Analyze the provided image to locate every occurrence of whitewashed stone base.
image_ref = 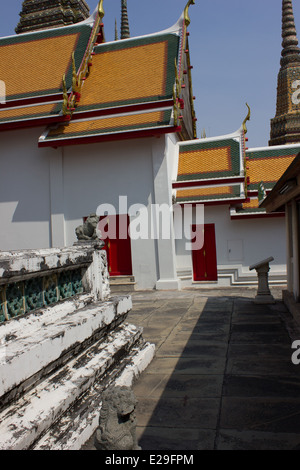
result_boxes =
[0,294,155,450]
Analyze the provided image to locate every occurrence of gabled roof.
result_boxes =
[0,13,98,130]
[230,143,300,218]
[0,1,197,143]
[173,117,300,217]
[173,127,247,205]
[38,2,197,147]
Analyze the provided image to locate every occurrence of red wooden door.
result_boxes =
[192,224,217,281]
[100,215,133,276]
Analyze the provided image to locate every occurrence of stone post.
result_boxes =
[249,257,275,304]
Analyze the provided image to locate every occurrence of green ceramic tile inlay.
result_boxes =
[0,268,85,323]
[6,282,25,318]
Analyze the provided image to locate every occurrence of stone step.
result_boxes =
[33,342,155,450]
[0,294,132,409]
[0,322,154,450]
[109,276,136,292]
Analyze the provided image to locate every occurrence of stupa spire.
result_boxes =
[115,19,119,41]
[269,0,300,145]
[15,0,90,34]
[121,0,130,39]
[281,0,300,67]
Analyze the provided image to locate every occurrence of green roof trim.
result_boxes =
[246,146,300,159]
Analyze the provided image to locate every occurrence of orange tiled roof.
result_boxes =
[71,31,180,116]
[246,146,300,190]
[176,184,242,203]
[78,41,169,109]
[178,146,232,178]
[0,22,93,128]
[39,21,191,144]
[0,102,60,122]
[39,108,173,145]
[0,25,92,102]
[234,144,300,216]
[175,129,245,204]
[1,33,80,100]
[247,156,296,185]
[176,132,243,182]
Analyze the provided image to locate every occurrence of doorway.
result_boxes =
[192,223,217,281]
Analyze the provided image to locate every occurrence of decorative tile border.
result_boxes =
[0,268,84,322]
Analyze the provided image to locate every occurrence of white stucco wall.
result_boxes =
[0,128,53,250]
[1,128,180,289]
[60,135,179,289]
[175,204,287,284]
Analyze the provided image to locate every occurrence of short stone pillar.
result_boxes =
[249,256,275,304]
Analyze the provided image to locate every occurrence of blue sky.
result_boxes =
[1,0,299,148]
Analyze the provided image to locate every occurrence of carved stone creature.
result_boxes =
[94,386,141,450]
[75,213,101,241]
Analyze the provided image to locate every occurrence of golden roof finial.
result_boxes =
[98,0,105,19]
[242,102,251,134]
[184,0,195,27]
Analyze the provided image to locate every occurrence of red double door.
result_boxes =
[99,215,133,276]
[192,223,217,281]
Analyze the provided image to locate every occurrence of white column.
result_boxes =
[151,136,180,290]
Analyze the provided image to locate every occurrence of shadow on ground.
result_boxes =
[129,290,300,450]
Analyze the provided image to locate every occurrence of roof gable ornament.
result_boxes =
[61,0,106,116]
[242,103,251,134]
[184,0,196,27]
[98,0,105,20]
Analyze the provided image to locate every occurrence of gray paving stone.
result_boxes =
[142,356,227,375]
[136,397,220,429]
[112,288,300,451]
[156,339,228,357]
[220,397,300,433]
[217,429,300,450]
[223,374,300,397]
[136,426,215,450]
[134,373,223,399]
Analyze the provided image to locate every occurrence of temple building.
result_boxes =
[269,0,300,145]
[1,0,300,290]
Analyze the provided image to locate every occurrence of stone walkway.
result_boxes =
[83,286,300,450]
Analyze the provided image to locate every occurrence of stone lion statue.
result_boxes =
[75,213,101,241]
[94,386,141,451]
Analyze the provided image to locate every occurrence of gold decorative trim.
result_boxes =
[98,0,105,19]
[242,102,251,134]
[184,0,195,27]
[62,74,70,116]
